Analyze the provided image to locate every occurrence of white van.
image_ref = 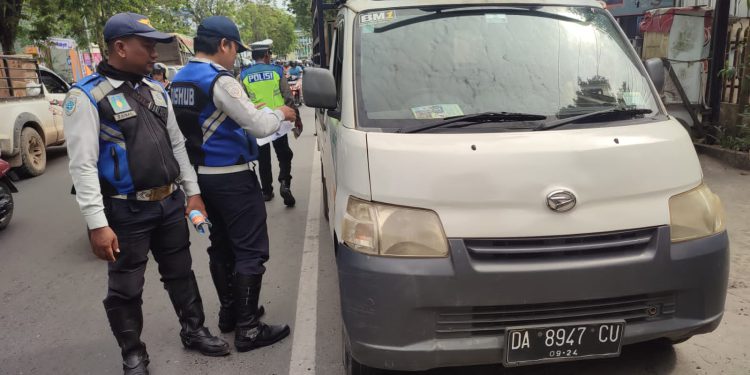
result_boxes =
[302,0,729,373]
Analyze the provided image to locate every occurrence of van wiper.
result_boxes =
[375,8,584,33]
[402,112,547,133]
[535,108,653,131]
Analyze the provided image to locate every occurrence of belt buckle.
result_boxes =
[136,189,153,201]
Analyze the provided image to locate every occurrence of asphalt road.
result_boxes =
[0,106,748,375]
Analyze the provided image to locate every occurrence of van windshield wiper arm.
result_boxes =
[535,108,653,131]
[402,112,547,133]
[375,8,584,33]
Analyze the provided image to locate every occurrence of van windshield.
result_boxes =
[355,6,660,130]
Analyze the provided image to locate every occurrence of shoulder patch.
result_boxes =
[151,90,167,107]
[63,95,78,116]
[220,78,245,99]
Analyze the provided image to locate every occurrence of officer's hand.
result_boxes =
[186,194,208,220]
[279,106,297,122]
[293,118,303,138]
[89,226,119,262]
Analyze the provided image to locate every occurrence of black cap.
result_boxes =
[197,16,249,53]
[104,13,174,43]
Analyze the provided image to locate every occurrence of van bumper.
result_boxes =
[337,227,729,371]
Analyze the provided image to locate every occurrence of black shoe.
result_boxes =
[123,353,149,375]
[104,302,150,375]
[263,191,275,202]
[280,181,296,207]
[234,273,290,352]
[209,261,265,333]
[163,272,230,357]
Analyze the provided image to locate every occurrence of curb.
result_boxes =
[694,143,750,171]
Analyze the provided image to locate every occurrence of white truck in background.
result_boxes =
[0,56,70,177]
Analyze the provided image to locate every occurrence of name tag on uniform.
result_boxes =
[114,110,137,121]
[151,90,167,107]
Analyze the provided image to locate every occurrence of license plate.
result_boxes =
[504,321,625,366]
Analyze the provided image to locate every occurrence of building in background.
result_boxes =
[292,30,312,61]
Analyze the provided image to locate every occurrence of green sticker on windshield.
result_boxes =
[411,104,464,119]
[621,92,644,107]
[360,10,396,26]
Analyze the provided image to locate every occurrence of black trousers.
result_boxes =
[103,189,193,309]
[198,170,270,276]
[258,134,293,194]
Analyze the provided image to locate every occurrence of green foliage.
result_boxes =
[14,0,299,57]
[236,3,297,56]
[711,124,750,152]
[287,0,312,35]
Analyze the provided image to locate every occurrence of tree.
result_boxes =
[1,0,24,54]
[236,2,297,56]
[287,0,311,35]
[22,0,194,55]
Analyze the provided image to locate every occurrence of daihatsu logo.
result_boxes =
[547,190,577,212]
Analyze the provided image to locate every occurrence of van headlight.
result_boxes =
[342,197,449,257]
[669,182,726,243]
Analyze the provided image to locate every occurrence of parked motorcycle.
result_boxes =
[0,154,18,230]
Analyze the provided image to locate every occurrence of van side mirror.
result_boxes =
[302,67,338,109]
[644,58,665,94]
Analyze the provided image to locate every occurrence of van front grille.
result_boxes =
[464,227,657,260]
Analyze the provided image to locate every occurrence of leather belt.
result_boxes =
[111,183,177,201]
[197,162,254,175]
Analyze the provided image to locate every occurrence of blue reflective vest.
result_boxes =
[171,60,259,167]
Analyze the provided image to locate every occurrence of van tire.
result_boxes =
[17,127,46,177]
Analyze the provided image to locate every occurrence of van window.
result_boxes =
[354,6,660,130]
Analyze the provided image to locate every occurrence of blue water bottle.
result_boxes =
[189,210,212,234]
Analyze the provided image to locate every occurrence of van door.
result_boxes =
[318,17,345,224]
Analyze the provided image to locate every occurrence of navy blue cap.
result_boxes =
[197,16,249,53]
[104,12,174,43]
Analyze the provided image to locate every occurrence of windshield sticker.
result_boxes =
[485,14,508,24]
[621,92,644,107]
[411,104,464,119]
[360,10,396,26]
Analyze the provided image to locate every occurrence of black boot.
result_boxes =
[234,273,290,352]
[263,190,275,202]
[280,180,296,207]
[209,261,265,333]
[163,272,230,357]
[105,302,150,375]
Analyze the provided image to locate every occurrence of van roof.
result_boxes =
[346,0,603,12]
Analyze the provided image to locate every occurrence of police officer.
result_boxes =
[170,16,297,352]
[240,39,301,206]
[64,13,229,375]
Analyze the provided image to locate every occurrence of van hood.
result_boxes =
[366,120,702,238]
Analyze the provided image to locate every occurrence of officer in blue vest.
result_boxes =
[64,13,229,375]
[170,16,297,353]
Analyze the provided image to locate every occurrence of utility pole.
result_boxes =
[707,0,731,130]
